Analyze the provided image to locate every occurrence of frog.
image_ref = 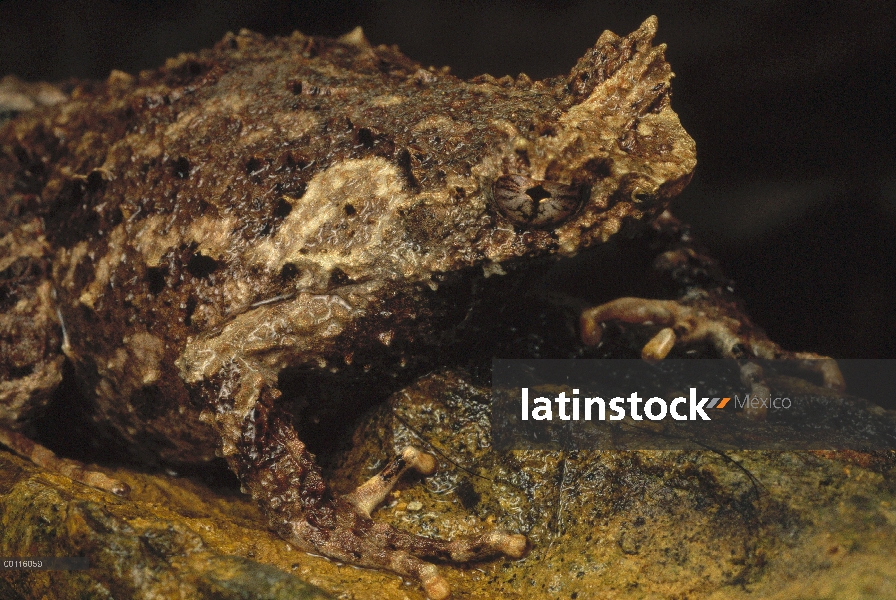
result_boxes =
[0,15,812,598]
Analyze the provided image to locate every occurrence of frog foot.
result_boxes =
[336,446,527,599]
[0,426,130,496]
[580,296,845,419]
[236,403,527,599]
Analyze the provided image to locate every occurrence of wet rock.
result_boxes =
[333,370,896,599]
[2,368,894,599]
[0,452,335,599]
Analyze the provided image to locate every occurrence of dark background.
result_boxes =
[2,0,895,390]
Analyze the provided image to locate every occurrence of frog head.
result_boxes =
[251,17,694,288]
[472,15,696,259]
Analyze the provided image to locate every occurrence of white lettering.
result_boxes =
[555,392,571,421]
[628,392,644,421]
[671,396,687,420]
[532,396,552,420]
[585,397,605,420]
[610,397,626,420]
[690,387,711,420]
[644,397,667,420]
[521,388,529,421]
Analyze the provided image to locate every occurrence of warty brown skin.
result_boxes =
[0,17,695,597]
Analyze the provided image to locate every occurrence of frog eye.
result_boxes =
[491,174,586,228]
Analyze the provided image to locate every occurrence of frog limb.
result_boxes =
[0,239,129,495]
[580,212,845,419]
[343,445,437,517]
[581,296,754,361]
[581,295,845,418]
[0,426,130,495]
[209,376,526,600]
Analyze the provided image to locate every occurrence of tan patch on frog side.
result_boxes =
[127,332,167,386]
[133,214,239,267]
[0,221,48,273]
[271,111,320,139]
[250,157,419,281]
[97,331,166,397]
[161,93,248,142]
[177,285,368,386]
[239,108,319,147]
[0,280,63,426]
[412,114,473,137]
[369,95,405,107]
[78,225,127,309]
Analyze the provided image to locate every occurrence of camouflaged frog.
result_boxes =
[0,17,732,598]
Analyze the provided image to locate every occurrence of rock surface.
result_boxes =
[3,369,895,599]
[336,371,896,599]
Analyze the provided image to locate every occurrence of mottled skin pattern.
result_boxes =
[0,18,697,597]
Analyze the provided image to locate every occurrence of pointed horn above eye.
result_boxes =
[561,16,660,106]
[339,26,371,49]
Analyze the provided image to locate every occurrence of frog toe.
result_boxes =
[580,296,846,420]
[344,446,436,518]
[328,447,527,597]
[287,506,527,599]
[0,426,130,496]
[230,399,527,598]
